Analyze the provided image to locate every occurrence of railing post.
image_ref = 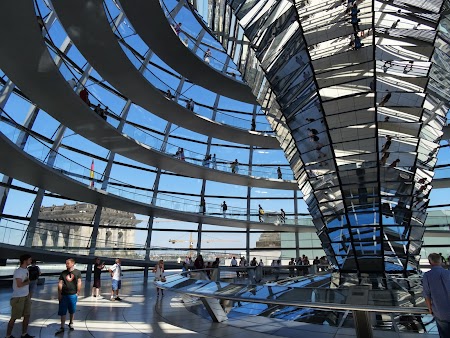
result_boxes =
[200,297,228,323]
[347,286,373,338]
[352,310,373,338]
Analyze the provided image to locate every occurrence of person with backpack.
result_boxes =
[27,260,41,298]
[221,201,228,217]
[258,204,264,222]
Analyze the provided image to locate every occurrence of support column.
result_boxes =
[88,49,153,280]
[196,91,220,257]
[347,286,374,338]
[294,190,300,260]
[0,106,40,215]
[171,0,186,16]
[200,297,228,322]
[25,56,94,247]
[352,311,373,338]
[144,60,182,280]
[25,124,67,247]
[0,80,15,109]
[245,105,257,261]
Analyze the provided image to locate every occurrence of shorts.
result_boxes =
[58,294,77,316]
[10,296,31,320]
[29,280,38,294]
[112,279,121,291]
[93,278,101,288]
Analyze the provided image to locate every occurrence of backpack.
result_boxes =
[28,266,39,281]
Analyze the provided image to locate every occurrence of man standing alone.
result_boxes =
[423,253,450,338]
[6,254,33,338]
[56,258,81,335]
[221,201,227,218]
[109,258,122,301]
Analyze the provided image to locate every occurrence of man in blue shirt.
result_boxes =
[423,253,450,338]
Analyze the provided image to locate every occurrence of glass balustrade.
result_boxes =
[158,0,242,80]
[100,1,272,132]
[31,38,291,180]
[0,116,308,226]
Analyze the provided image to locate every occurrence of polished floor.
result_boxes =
[0,274,438,338]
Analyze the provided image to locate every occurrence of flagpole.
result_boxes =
[90,159,95,188]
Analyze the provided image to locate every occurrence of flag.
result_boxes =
[90,160,95,188]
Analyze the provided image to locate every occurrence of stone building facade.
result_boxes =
[255,233,281,248]
[30,203,140,256]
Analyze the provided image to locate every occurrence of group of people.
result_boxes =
[181,255,220,280]
[378,132,401,167]
[172,21,214,66]
[230,256,263,277]
[345,1,364,50]
[174,147,185,160]
[344,0,364,50]
[195,200,282,221]
[7,256,83,337]
[7,255,124,337]
[308,127,326,161]
[92,257,123,302]
[229,256,323,280]
[68,78,108,121]
[171,149,283,180]
[202,153,216,168]
[6,252,450,338]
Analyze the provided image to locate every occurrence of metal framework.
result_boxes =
[200,0,450,274]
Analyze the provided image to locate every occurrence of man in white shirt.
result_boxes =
[108,258,122,301]
[6,254,33,338]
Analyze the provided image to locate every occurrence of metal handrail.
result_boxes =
[158,274,429,315]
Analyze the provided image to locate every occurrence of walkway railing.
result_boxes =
[0,112,310,226]
[159,0,242,80]
[102,0,274,133]
[39,29,288,180]
[157,272,432,338]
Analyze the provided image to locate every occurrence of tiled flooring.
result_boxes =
[0,277,437,338]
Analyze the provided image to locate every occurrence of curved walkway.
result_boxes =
[0,242,170,268]
[0,2,296,190]
[0,131,311,233]
[50,0,277,148]
[120,0,257,104]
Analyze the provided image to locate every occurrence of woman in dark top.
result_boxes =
[92,257,105,297]
[194,255,205,270]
